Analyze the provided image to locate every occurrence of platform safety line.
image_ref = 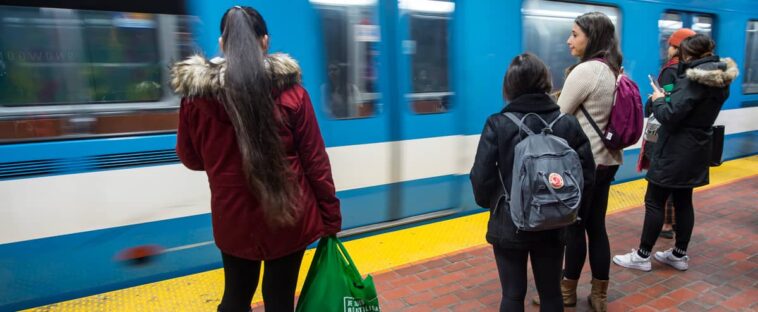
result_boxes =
[24,155,758,311]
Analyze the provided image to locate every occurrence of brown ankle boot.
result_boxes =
[531,278,578,306]
[561,278,578,307]
[588,278,609,312]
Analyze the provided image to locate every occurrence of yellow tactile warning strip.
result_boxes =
[25,155,758,311]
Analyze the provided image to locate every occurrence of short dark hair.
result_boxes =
[678,34,715,61]
[503,53,552,101]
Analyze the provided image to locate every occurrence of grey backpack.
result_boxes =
[498,112,583,231]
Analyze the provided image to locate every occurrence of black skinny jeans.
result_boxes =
[494,246,564,312]
[564,165,618,281]
[217,249,306,312]
[639,183,694,254]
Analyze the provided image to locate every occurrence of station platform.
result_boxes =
[25,156,758,312]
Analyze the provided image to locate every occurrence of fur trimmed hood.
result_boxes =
[170,53,302,97]
[685,57,739,88]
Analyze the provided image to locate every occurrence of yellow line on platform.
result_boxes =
[26,155,758,311]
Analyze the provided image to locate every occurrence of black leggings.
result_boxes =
[218,249,306,312]
[664,195,675,225]
[494,246,564,312]
[564,165,618,281]
[639,183,694,254]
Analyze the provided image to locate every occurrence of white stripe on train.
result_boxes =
[0,106,756,245]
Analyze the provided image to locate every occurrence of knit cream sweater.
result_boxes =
[557,60,623,166]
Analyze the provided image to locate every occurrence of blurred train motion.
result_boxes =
[1,0,757,310]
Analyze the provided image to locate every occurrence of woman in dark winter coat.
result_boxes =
[471,53,595,312]
[639,28,697,239]
[614,34,738,272]
[172,6,341,312]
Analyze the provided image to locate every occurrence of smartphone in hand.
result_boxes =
[648,74,662,92]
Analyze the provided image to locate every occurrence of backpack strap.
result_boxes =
[503,112,535,139]
[504,112,555,136]
[520,113,550,129]
[580,106,607,141]
[496,163,510,203]
[547,113,566,131]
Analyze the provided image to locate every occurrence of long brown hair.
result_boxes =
[220,6,298,226]
[568,12,623,76]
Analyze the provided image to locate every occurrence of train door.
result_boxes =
[308,0,462,233]
[391,0,463,221]
[308,1,395,230]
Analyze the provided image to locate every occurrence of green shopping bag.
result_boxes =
[296,236,380,312]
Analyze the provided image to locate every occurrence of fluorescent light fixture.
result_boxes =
[399,0,455,14]
[310,0,376,6]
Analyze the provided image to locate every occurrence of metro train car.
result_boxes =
[1,0,756,310]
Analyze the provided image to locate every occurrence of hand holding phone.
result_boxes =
[648,74,665,101]
[648,74,662,92]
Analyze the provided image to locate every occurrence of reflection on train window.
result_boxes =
[658,12,714,65]
[659,13,683,64]
[403,0,454,114]
[745,21,758,94]
[0,7,165,106]
[312,1,380,119]
[522,0,621,91]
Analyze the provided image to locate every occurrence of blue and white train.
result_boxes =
[1,0,756,310]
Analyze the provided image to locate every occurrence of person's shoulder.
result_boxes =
[554,113,583,134]
[568,61,605,80]
[277,84,309,112]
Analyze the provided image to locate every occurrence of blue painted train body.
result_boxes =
[0,0,756,310]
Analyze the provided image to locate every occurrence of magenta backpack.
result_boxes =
[580,59,643,150]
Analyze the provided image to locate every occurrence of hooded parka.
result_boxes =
[172,53,341,260]
[646,56,738,188]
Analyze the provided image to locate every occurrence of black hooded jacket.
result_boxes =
[646,56,738,188]
[470,93,595,249]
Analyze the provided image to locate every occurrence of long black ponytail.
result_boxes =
[220,6,297,226]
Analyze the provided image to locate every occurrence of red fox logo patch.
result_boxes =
[548,173,564,189]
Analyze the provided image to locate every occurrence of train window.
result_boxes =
[745,21,758,94]
[658,12,714,65]
[0,7,163,106]
[402,0,455,114]
[522,0,621,91]
[659,13,684,64]
[311,0,380,119]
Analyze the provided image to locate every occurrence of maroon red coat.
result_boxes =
[171,53,341,260]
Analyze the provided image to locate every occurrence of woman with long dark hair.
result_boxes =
[172,6,341,312]
[614,34,737,273]
[471,53,595,312]
[638,28,697,239]
[550,11,622,312]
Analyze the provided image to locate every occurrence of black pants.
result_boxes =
[564,165,618,281]
[663,195,675,225]
[493,246,564,312]
[639,183,694,254]
[218,249,306,312]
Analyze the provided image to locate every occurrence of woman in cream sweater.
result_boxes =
[555,11,622,312]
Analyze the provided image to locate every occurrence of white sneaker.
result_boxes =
[654,249,689,271]
[613,249,652,271]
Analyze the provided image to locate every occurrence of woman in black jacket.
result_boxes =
[471,53,595,312]
[639,28,697,240]
[614,34,738,272]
